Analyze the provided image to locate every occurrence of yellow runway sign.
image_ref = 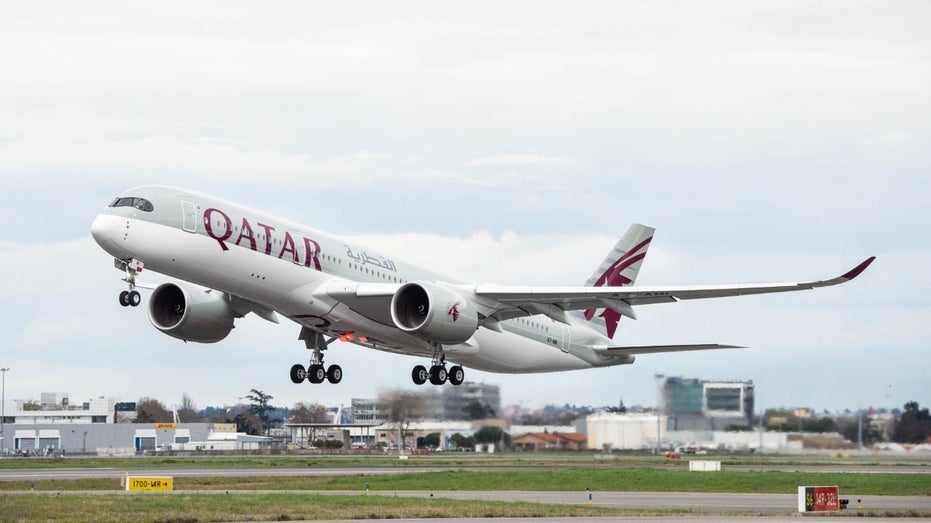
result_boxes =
[126,476,173,491]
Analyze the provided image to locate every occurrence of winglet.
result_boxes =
[841,256,876,281]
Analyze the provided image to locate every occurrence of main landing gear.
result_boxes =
[411,343,464,386]
[290,328,342,385]
[116,258,142,307]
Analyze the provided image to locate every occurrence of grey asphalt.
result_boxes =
[6,489,929,515]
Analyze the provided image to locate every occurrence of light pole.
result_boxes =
[1,368,9,456]
[654,373,664,455]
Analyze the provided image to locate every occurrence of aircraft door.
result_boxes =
[181,201,197,233]
[557,323,571,353]
[288,230,304,265]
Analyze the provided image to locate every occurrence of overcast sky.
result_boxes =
[1,2,928,415]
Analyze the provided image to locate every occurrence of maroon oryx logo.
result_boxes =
[447,300,462,322]
[583,235,651,338]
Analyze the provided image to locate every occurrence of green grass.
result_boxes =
[1,450,928,471]
[0,492,635,523]
[2,468,928,496]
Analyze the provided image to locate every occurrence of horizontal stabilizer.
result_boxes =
[592,343,743,355]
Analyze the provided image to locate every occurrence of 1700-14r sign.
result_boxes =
[125,476,173,491]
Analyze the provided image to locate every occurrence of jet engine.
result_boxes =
[390,282,478,344]
[148,282,237,343]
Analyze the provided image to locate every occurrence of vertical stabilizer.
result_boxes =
[582,223,655,338]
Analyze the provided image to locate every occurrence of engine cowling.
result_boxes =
[148,282,236,343]
[390,282,478,344]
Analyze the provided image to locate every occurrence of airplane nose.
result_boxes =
[90,214,109,246]
[91,213,132,260]
[91,213,125,257]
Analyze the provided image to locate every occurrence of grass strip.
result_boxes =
[2,468,927,496]
[0,492,639,523]
[1,452,927,471]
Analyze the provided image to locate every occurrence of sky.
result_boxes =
[1,1,928,415]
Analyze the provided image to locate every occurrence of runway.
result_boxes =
[5,488,929,515]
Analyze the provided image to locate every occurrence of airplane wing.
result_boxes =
[473,256,876,324]
[592,343,743,355]
[323,257,874,336]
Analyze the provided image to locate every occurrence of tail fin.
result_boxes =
[582,223,655,338]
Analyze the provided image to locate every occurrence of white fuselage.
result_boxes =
[91,186,619,373]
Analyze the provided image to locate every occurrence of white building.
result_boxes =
[2,395,115,425]
[586,413,667,450]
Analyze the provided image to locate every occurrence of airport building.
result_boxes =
[0,421,273,455]
[349,398,389,425]
[442,382,501,420]
[663,377,754,430]
[1,395,118,425]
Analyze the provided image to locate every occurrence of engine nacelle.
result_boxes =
[148,282,236,343]
[390,282,478,344]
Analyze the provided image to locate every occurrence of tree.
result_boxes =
[22,400,41,411]
[462,400,496,420]
[449,432,474,450]
[838,416,883,447]
[421,432,441,449]
[378,389,425,450]
[246,389,275,435]
[134,397,172,423]
[177,392,203,423]
[473,425,511,447]
[289,402,331,423]
[234,411,262,436]
[313,438,345,449]
[892,401,931,443]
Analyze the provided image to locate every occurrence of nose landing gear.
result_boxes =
[119,290,141,307]
[115,258,143,307]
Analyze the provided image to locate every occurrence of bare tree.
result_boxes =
[378,389,425,450]
[134,397,172,423]
[290,402,331,423]
[177,392,204,423]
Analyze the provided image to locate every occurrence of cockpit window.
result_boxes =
[110,197,154,212]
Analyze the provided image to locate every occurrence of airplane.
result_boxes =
[90,186,875,386]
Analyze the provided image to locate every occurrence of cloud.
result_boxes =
[468,154,578,168]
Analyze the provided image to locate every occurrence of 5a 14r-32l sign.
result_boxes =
[798,486,839,512]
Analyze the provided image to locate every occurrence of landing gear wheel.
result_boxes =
[412,365,428,385]
[119,291,130,307]
[326,365,343,384]
[429,365,448,385]
[308,364,326,384]
[448,365,464,386]
[128,290,141,307]
[290,364,307,384]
